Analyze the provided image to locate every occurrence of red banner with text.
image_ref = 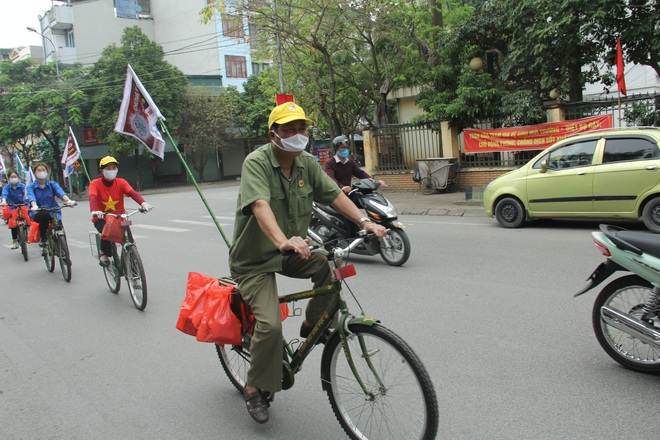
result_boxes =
[463,115,613,153]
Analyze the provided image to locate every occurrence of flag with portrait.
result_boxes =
[114,64,166,159]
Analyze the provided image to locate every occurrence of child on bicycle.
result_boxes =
[88,156,152,267]
[0,170,28,249]
[27,163,77,247]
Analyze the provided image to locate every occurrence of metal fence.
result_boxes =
[371,121,443,171]
[369,94,660,171]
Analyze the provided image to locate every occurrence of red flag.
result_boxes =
[114,64,166,159]
[616,38,627,96]
[276,94,295,105]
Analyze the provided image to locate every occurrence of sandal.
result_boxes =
[244,389,269,424]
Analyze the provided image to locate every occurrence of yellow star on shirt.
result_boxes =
[102,196,119,211]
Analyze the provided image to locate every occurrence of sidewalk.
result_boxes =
[380,189,486,217]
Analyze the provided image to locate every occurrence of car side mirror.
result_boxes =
[540,160,548,173]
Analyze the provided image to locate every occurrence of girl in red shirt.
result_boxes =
[89,156,152,266]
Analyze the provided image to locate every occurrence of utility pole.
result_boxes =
[273,0,285,94]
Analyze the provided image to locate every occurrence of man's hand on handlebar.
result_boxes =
[279,236,312,260]
[362,221,387,239]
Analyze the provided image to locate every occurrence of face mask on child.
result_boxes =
[103,169,118,181]
[9,177,19,185]
[36,172,48,180]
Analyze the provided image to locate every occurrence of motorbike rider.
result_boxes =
[323,135,385,194]
[229,102,386,424]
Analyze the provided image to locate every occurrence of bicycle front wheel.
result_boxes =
[321,324,439,440]
[56,234,72,282]
[43,238,55,272]
[419,177,436,195]
[17,225,28,262]
[125,245,147,310]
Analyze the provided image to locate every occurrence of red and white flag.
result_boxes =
[61,126,81,178]
[0,154,6,175]
[616,38,627,96]
[114,64,166,159]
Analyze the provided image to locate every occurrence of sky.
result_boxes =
[0,0,61,49]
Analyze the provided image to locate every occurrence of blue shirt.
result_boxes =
[27,180,67,220]
[1,183,27,208]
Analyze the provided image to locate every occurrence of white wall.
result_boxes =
[150,1,220,76]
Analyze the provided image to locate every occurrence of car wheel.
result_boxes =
[495,197,525,228]
[642,197,660,233]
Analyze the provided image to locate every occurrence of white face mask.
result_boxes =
[36,171,48,180]
[103,169,118,181]
[273,133,309,152]
[9,177,19,185]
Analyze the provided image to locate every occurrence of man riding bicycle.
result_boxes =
[229,102,385,424]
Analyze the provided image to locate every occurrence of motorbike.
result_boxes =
[575,224,660,373]
[308,178,411,266]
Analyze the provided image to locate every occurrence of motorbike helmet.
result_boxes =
[332,135,349,151]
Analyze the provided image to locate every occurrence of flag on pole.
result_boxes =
[61,126,81,178]
[0,154,6,175]
[24,167,35,198]
[114,64,166,160]
[616,38,627,96]
[13,151,27,180]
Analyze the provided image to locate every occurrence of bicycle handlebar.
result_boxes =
[92,208,146,219]
[35,204,75,212]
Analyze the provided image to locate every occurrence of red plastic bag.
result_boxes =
[195,282,242,346]
[101,216,124,243]
[2,206,10,222]
[6,206,29,229]
[235,296,289,335]
[176,272,216,336]
[28,224,40,243]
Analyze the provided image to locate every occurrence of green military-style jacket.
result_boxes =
[229,144,342,274]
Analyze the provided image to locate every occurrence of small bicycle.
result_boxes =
[37,205,75,282]
[90,209,148,310]
[8,203,30,261]
[215,232,439,440]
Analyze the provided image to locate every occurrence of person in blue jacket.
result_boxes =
[0,170,28,249]
[27,163,77,246]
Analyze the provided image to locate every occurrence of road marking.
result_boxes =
[170,219,230,227]
[130,224,190,232]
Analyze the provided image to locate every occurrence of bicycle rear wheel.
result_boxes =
[57,234,71,282]
[125,245,147,310]
[216,336,251,393]
[321,324,438,440]
[43,237,55,272]
[103,243,121,294]
[17,225,28,262]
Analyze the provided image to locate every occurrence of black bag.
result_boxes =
[412,168,421,183]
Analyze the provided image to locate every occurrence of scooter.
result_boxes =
[575,224,660,373]
[309,178,411,266]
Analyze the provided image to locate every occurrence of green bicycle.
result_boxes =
[38,205,75,282]
[90,209,148,311]
[216,232,439,440]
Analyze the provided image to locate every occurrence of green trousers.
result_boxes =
[231,253,332,393]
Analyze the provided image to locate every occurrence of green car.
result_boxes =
[483,127,660,232]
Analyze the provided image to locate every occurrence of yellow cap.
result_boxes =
[99,156,118,167]
[268,102,313,129]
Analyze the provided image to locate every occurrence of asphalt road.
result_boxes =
[1,184,658,439]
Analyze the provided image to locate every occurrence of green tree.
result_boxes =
[0,59,87,180]
[86,26,188,188]
[178,86,243,182]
